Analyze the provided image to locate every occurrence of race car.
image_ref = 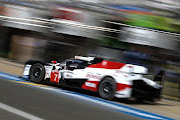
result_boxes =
[22,56,164,101]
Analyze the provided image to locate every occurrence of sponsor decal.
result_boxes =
[123,75,129,77]
[110,74,119,77]
[85,82,96,88]
[82,81,99,91]
[50,70,60,83]
[115,70,124,74]
[102,61,107,65]
[23,65,31,76]
[25,65,31,68]
[127,65,134,73]
[75,56,94,61]
[86,74,101,80]
[24,68,29,72]
[66,74,72,78]
[46,73,49,77]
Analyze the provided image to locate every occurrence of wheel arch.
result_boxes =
[25,60,49,66]
[98,75,117,89]
[98,75,117,100]
[29,62,46,83]
[25,60,48,79]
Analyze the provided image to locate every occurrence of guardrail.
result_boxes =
[0,15,179,39]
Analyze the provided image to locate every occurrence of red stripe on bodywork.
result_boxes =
[81,81,99,92]
[116,83,132,91]
[87,60,126,69]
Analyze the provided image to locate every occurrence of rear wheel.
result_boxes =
[30,63,45,83]
[98,77,116,100]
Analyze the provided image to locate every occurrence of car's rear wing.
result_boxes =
[153,70,166,83]
[75,56,94,61]
[131,70,166,83]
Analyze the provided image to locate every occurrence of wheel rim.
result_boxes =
[101,82,114,98]
[32,66,42,78]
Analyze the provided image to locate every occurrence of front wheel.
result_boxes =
[30,63,45,83]
[98,77,116,100]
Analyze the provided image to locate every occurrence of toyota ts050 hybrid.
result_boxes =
[22,56,164,101]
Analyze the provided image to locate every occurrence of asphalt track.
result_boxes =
[0,77,141,120]
[0,72,176,120]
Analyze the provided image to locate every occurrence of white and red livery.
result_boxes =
[22,56,164,101]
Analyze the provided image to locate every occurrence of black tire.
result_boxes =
[98,77,116,100]
[30,63,45,83]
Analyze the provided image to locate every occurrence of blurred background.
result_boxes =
[0,0,179,99]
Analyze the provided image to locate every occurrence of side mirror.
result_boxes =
[51,60,57,64]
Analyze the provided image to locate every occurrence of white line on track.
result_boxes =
[0,102,44,120]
